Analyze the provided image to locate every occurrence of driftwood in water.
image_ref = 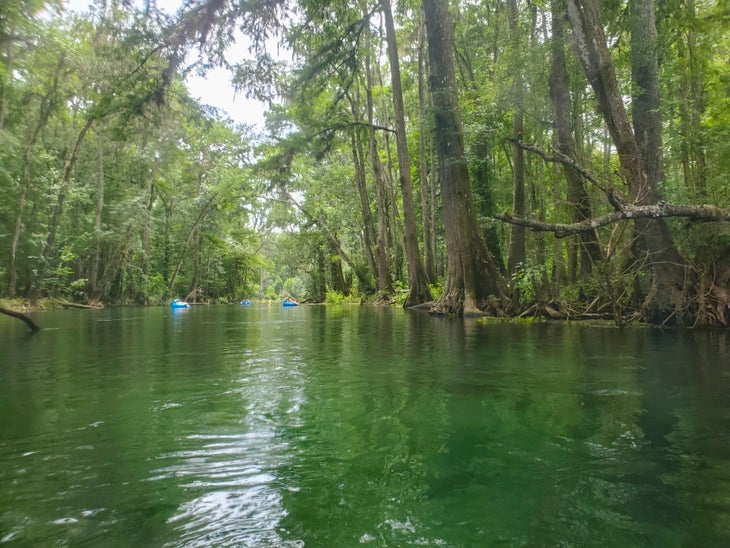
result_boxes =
[0,307,40,332]
[59,301,103,309]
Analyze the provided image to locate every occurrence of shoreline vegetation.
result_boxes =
[1,297,656,330]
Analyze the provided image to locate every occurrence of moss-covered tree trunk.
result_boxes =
[423,0,506,316]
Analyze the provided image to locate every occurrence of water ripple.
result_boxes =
[152,430,296,547]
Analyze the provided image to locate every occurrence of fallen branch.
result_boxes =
[0,307,40,332]
[496,203,730,237]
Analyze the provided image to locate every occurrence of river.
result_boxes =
[1,304,729,546]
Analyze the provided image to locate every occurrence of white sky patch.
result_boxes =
[185,66,267,128]
[63,0,268,128]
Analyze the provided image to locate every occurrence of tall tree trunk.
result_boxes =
[677,0,707,197]
[417,14,436,284]
[369,132,393,295]
[454,3,506,278]
[139,138,159,304]
[531,155,549,296]
[0,21,14,131]
[382,0,432,307]
[629,0,690,324]
[46,119,94,259]
[9,151,31,299]
[382,130,405,283]
[566,0,688,325]
[364,31,394,295]
[507,111,526,275]
[429,132,439,277]
[187,233,202,301]
[349,124,377,283]
[161,195,173,287]
[549,0,602,280]
[141,178,156,303]
[374,43,406,283]
[89,133,105,300]
[506,0,526,283]
[313,242,327,302]
[423,0,507,316]
[550,139,568,285]
[328,239,349,295]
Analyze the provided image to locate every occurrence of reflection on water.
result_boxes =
[1,306,729,546]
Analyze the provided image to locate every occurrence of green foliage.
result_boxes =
[558,282,581,307]
[44,246,77,298]
[680,224,730,264]
[428,281,444,302]
[68,278,88,303]
[325,290,359,304]
[144,273,168,305]
[510,262,543,304]
[264,285,278,300]
[283,277,305,299]
[392,280,408,307]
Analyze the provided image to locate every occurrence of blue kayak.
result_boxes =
[240,300,252,305]
[171,299,190,308]
[283,299,299,307]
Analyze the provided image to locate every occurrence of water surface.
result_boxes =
[1,305,729,546]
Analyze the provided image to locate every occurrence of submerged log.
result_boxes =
[0,307,40,332]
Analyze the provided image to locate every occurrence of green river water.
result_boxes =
[1,304,729,547]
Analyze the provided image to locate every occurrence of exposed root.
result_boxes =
[692,260,730,327]
[428,290,464,316]
[372,292,395,306]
